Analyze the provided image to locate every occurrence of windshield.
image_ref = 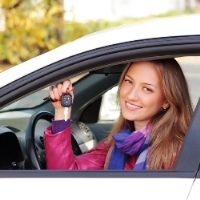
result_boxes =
[0,74,88,112]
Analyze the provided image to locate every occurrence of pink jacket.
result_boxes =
[44,126,138,170]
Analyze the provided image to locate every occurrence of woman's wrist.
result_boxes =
[54,108,65,120]
[54,107,72,120]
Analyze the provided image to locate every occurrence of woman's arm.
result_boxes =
[44,126,108,169]
[44,80,108,169]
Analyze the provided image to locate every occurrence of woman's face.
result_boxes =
[120,61,168,130]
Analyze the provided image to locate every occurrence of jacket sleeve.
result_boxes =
[44,126,108,170]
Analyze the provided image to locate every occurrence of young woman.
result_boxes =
[44,58,193,170]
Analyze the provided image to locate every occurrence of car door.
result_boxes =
[0,33,200,199]
[189,173,200,199]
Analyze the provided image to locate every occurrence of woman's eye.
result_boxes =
[144,87,153,92]
[124,79,132,84]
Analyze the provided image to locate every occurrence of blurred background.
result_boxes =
[0,0,200,72]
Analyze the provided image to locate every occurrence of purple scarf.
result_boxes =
[108,125,151,170]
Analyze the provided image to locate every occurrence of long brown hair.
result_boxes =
[106,58,193,170]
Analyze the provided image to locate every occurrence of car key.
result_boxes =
[61,93,73,121]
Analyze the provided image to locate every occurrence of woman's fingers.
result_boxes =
[56,82,63,97]
[49,86,57,101]
[62,80,73,94]
[49,80,73,101]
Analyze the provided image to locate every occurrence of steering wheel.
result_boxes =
[25,111,82,170]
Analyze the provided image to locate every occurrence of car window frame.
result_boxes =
[1,35,200,108]
[0,35,200,178]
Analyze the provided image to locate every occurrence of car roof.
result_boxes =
[1,14,200,88]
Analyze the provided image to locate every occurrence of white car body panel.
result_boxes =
[0,178,194,200]
[187,179,200,200]
[1,14,200,88]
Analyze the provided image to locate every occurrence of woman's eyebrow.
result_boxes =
[125,74,133,79]
[125,74,157,89]
[144,83,157,89]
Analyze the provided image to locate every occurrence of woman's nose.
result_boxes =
[127,86,139,100]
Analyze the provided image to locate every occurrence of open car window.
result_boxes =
[99,56,200,121]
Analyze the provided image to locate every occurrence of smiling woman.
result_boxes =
[119,61,169,130]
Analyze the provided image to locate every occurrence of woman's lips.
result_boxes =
[125,101,142,110]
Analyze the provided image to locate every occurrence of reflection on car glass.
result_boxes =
[0,73,88,112]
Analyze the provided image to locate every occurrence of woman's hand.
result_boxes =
[49,80,74,120]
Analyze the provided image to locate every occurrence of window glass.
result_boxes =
[177,56,200,108]
[0,73,88,112]
[99,86,119,120]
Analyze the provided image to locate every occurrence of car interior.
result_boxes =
[0,56,200,170]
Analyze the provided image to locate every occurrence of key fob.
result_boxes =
[61,93,73,107]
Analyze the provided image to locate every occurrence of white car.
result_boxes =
[0,14,200,200]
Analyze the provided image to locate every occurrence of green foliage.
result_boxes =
[0,0,198,68]
[0,0,65,64]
